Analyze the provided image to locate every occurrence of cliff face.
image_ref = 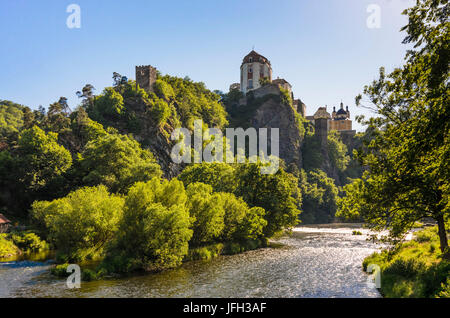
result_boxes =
[249,97,303,169]
[229,85,304,169]
[318,142,341,184]
[229,84,356,186]
[105,98,184,179]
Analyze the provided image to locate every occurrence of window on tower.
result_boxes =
[248,79,253,89]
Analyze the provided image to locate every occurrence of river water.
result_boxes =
[0,224,384,298]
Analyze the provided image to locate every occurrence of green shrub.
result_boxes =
[237,207,267,241]
[51,263,105,282]
[76,133,162,193]
[185,243,224,261]
[414,227,438,243]
[178,162,236,193]
[51,263,70,277]
[32,185,124,262]
[103,178,193,273]
[8,231,49,253]
[186,183,225,246]
[437,278,450,298]
[95,87,124,118]
[0,234,19,258]
[149,98,171,126]
[383,257,426,279]
[154,79,175,101]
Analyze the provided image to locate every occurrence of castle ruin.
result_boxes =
[136,65,157,92]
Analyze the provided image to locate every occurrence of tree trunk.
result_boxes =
[436,215,449,257]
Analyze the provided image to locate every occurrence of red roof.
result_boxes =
[242,50,271,66]
[0,214,11,224]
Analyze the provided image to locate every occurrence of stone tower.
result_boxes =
[240,50,272,94]
[136,65,157,92]
[313,106,331,145]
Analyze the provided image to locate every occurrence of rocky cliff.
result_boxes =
[228,84,304,170]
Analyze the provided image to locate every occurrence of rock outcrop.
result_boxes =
[231,84,304,169]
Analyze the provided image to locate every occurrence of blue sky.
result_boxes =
[0,0,415,131]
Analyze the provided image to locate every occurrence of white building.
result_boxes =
[240,50,272,94]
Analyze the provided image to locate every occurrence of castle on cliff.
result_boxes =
[134,50,356,141]
[229,50,356,139]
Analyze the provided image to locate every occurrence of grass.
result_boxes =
[363,226,450,298]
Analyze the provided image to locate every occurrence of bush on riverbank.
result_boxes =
[32,185,124,262]
[363,227,450,298]
[8,231,49,253]
[100,178,269,273]
[100,178,193,273]
[0,234,20,258]
[185,238,268,261]
[31,175,285,277]
[51,263,107,281]
[0,231,49,258]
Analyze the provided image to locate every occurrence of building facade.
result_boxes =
[0,214,11,233]
[330,102,352,131]
[306,104,355,138]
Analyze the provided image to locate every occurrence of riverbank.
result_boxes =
[50,238,270,282]
[0,224,381,297]
[0,231,50,260]
[362,226,450,298]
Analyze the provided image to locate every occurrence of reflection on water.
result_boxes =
[0,225,384,298]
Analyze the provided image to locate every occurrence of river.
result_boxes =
[0,224,384,298]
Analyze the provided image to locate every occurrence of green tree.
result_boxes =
[234,162,302,237]
[302,134,323,171]
[16,126,72,192]
[159,75,228,129]
[337,0,449,255]
[148,97,171,126]
[186,182,225,245]
[217,191,267,241]
[327,130,350,172]
[32,185,124,261]
[299,169,339,224]
[76,84,96,110]
[0,100,24,141]
[76,133,162,193]
[178,162,236,193]
[43,98,71,134]
[104,178,192,272]
[154,79,175,101]
[93,87,124,119]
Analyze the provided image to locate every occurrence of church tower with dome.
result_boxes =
[330,102,352,131]
[306,102,354,135]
